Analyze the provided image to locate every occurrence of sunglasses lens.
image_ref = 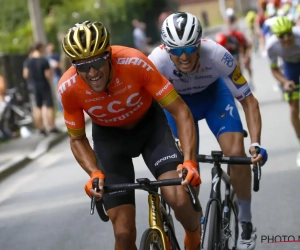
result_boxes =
[169,45,198,56]
[74,56,108,72]
[169,48,183,56]
[184,46,198,55]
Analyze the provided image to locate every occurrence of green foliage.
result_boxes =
[0,0,175,53]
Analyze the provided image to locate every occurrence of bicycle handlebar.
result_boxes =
[196,152,262,192]
[90,177,202,220]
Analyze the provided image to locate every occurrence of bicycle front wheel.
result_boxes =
[224,192,239,250]
[206,200,221,250]
[139,228,164,250]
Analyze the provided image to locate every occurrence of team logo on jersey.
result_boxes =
[230,66,246,88]
[221,52,234,67]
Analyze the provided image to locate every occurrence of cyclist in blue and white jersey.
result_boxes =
[267,16,300,165]
[148,12,268,250]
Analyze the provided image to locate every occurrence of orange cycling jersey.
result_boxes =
[58,46,178,137]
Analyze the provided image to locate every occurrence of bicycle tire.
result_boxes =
[207,201,221,250]
[139,228,164,250]
[224,191,239,250]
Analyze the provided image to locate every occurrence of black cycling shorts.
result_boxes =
[33,86,54,108]
[93,100,183,211]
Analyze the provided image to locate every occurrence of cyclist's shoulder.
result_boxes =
[111,45,155,72]
[200,39,218,56]
[148,44,169,67]
[58,67,83,97]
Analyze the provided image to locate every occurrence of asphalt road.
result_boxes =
[0,53,300,250]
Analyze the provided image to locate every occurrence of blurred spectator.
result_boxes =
[224,8,239,30]
[158,10,171,30]
[45,42,63,112]
[0,75,11,141]
[132,19,152,55]
[23,45,35,94]
[23,43,60,136]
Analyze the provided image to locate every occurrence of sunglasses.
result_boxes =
[277,32,293,39]
[167,44,200,56]
[72,53,109,73]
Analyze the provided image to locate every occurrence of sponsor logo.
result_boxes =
[58,74,77,94]
[225,104,234,117]
[217,126,225,137]
[86,90,92,95]
[220,113,227,118]
[65,120,75,126]
[243,87,251,97]
[176,16,184,29]
[87,92,143,123]
[212,174,220,192]
[236,94,244,101]
[111,78,123,88]
[195,75,212,80]
[230,66,246,88]
[85,96,105,103]
[221,52,234,67]
[156,81,171,96]
[113,86,127,96]
[117,57,154,71]
[155,153,177,166]
[200,67,212,72]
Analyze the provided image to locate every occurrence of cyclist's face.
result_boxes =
[74,53,110,93]
[168,47,199,73]
[278,32,294,49]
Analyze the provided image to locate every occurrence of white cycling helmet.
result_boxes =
[161,12,202,48]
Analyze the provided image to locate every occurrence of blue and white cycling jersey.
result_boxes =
[148,39,250,144]
[266,26,300,84]
[148,39,251,101]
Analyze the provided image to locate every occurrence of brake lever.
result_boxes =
[90,178,100,215]
[182,168,202,212]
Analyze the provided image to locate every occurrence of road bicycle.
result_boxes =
[90,175,202,250]
[199,150,261,250]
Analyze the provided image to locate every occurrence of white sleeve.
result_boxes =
[148,46,167,74]
[266,36,278,67]
[213,43,251,101]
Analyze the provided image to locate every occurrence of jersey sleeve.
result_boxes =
[148,45,168,75]
[137,50,179,107]
[213,43,250,101]
[58,75,86,137]
[266,37,278,68]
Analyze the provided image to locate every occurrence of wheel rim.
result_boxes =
[146,230,163,250]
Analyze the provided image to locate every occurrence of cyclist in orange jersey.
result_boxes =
[58,21,202,250]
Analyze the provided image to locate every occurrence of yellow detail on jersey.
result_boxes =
[231,66,246,85]
[67,127,85,137]
[157,89,179,107]
[270,63,278,69]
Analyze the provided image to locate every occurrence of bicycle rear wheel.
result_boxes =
[139,228,164,250]
[224,192,239,250]
[203,200,221,250]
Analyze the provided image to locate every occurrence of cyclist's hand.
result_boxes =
[177,160,201,186]
[84,170,105,200]
[249,143,268,166]
[283,80,295,92]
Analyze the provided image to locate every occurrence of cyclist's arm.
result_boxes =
[60,90,98,175]
[70,133,98,176]
[270,67,287,84]
[164,97,197,162]
[240,94,261,144]
[143,51,197,161]
[267,44,287,84]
